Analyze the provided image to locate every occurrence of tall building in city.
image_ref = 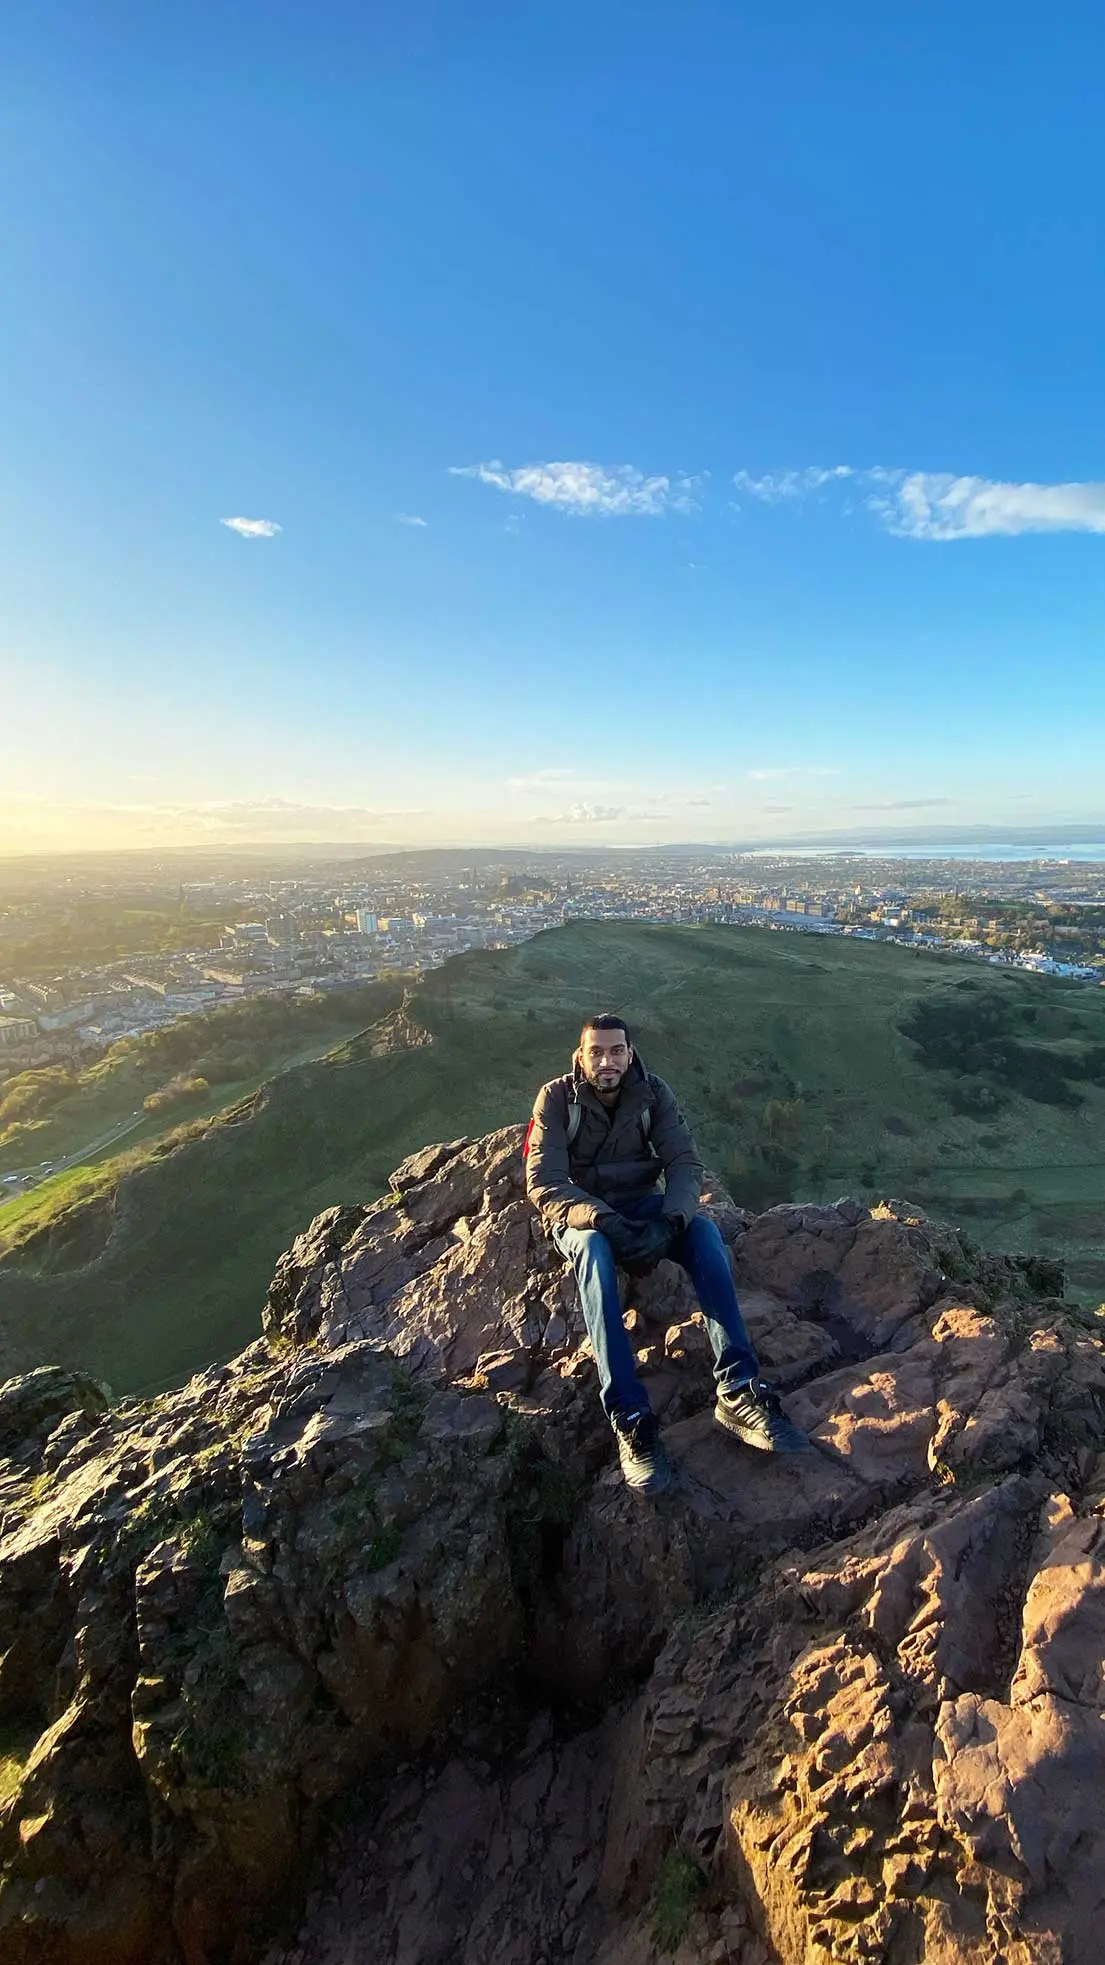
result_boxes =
[355,909,379,936]
[265,915,298,949]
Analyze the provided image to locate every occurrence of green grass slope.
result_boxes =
[0,922,1102,1395]
[0,982,405,1175]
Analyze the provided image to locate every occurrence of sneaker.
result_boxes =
[715,1379,810,1453]
[610,1407,672,1494]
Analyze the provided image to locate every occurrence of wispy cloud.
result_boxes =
[516,781,714,815]
[506,768,589,791]
[733,466,854,503]
[531,802,667,826]
[451,453,1105,538]
[221,516,281,539]
[532,803,630,825]
[855,797,956,811]
[734,464,1105,540]
[450,459,699,518]
[868,471,1105,540]
[397,513,429,527]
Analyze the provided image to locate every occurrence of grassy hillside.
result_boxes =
[0,982,406,1173]
[0,921,1102,1395]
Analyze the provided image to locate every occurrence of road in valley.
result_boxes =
[0,1111,147,1204]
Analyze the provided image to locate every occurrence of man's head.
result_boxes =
[577,1013,633,1093]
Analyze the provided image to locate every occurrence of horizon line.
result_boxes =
[2,819,1105,868]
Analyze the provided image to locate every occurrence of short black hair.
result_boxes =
[579,1012,632,1046]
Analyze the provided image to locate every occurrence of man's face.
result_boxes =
[580,1025,633,1092]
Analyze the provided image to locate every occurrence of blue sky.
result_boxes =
[2,1,1104,852]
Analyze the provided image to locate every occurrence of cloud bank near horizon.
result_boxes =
[2,787,1103,859]
[0,796,421,854]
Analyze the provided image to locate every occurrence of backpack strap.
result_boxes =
[564,1081,653,1156]
[521,1083,583,1161]
[524,1076,657,1165]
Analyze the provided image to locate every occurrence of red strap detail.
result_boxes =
[522,1117,535,1159]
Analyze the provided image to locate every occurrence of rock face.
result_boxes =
[0,1336,522,1962]
[1,1127,1104,1964]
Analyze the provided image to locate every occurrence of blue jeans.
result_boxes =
[552,1194,760,1418]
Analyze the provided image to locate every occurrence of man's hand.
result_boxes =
[625,1219,676,1273]
[599,1215,675,1274]
[598,1213,650,1260]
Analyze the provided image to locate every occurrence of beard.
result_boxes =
[587,1065,627,1091]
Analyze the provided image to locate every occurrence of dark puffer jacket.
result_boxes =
[525,1052,704,1234]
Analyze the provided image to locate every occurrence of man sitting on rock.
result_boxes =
[526,1013,808,1494]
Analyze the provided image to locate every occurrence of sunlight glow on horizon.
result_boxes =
[2,788,1104,860]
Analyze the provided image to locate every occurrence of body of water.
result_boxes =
[738,837,1105,863]
[862,841,1105,862]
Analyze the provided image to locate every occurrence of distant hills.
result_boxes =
[0,920,1102,1395]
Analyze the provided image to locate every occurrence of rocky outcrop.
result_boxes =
[0,1342,521,1963]
[364,1001,434,1058]
[2,1127,1104,1964]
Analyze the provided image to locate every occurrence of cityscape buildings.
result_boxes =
[0,848,1102,1076]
